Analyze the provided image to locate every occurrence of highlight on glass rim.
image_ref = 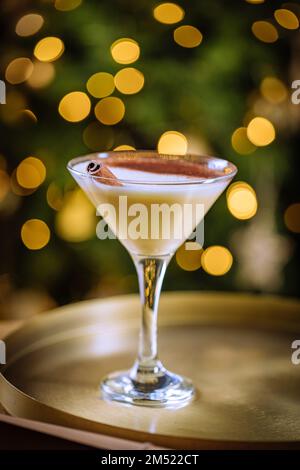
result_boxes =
[0,0,300,458]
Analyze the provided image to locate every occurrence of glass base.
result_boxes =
[100,368,195,408]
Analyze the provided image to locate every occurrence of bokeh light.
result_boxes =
[21,219,50,250]
[59,91,91,122]
[231,127,256,155]
[201,246,233,276]
[20,109,38,124]
[55,189,95,242]
[5,58,34,85]
[27,61,55,89]
[15,14,44,37]
[227,181,258,220]
[114,145,135,151]
[153,3,184,24]
[110,38,140,65]
[34,37,65,62]
[246,0,265,3]
[260,77,288,104]
[247,117,276,146]
[0,170,10,203]
[157,131,188,154]
[252,21,278,43]
[46,183,64,211]
[173,26,203,48]
[55,0,82,11]
[114,67,144,94]
[83,121,114,151]
[11,169,35,196]
[284,203,300,233]
[274,9,299,30]
[94,97,125,125]
[86,72,115,98]
[16,157,46,189]
[176,242,203,271]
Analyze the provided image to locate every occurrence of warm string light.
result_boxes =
[274,9,299,30]
[252,21,278,43]
[231,127,256,155]
[157,131,187,154]
[94,96,125,125]
[201,246,233,276]
[284,203,300,233]
[173,25,203,48]
[114,67,144,95]
[55,189,95,242]
[16,157,46,190]
[59,91,91,122]
[54,0,82,11]
[34,37,65,62]
[5,58,34,85]
[260,77,288,104]
[21,219,50,250]
[27,61,55,89]
[113,145,135,151]
[110,38,140,64]
[86,72,115,98]
[227,182,258,220]
[247,117,275,146]
[15,14,44,37]
[176,242,203,271]
[153,3,185,24]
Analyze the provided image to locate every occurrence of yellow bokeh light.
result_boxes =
[5,58,34,85]
[47,183,64,211]
[247,117,275,146]
[202,246,233,276]
[27,61,55,89]
[55,189,95,242]
[94,97,125,125]
[15,14,44,37]
[176,242,203,271]
[174,25,203,48]
[110,38,140,65]
[260,77,288,104]
[252,21,278,43]
[16,157,46,189]
[153,3,184,24]
[157,131,187,155]
[246,0,265,3]
[21,219,50,250]
[34,37,65,62]
[83,121,114,151]
[59,91,91,122]
[114,67,144,95]
[227,181,258,220]
[20,109,38,124]
[55,0,82,11]
[231,127,256,155]
[284,203,300,233]
[114,145,135,151]
[86,72,115,98]
[0,170,10,203]
[274,9,299,30]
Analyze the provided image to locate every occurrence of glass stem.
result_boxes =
[130,254,171,387]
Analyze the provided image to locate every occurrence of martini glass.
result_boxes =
[68,151,237,407]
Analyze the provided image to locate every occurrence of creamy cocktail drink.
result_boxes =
[68,151,237,408]
[71,154,230,256]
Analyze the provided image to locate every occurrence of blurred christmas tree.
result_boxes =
[0,0,300,318]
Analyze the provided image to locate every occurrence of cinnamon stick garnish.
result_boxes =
[87,161,122,186]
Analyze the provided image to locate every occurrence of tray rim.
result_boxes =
[1,291,300,450]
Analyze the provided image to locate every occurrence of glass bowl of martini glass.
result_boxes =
[68,151,237,408]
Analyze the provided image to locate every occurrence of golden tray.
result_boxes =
[1,292,300,449]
